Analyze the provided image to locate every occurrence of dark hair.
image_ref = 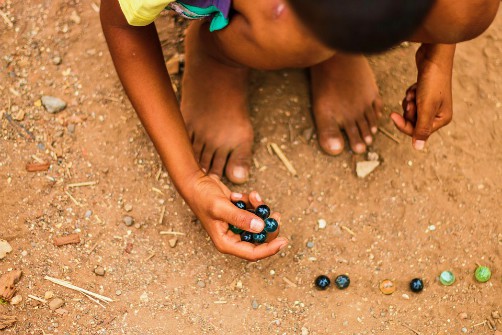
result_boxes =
[288,0,436,53]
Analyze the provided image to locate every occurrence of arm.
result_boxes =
[391,43,455,150]
[100,0,288,260]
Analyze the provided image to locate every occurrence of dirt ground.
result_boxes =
[1,0,501,334]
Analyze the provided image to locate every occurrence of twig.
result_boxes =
[341,225,356,236]
[27,295,47,304]
[0,9,13,28]
[53,233,81,246]
[155,166,162,180]
[213,300,227,304]
[88,242,99,255]
[401,323,422,335]
[152,187,164,195]
[144,253,155,261]
[270,143,297,176]
[282,277,297,288]
[158,206,166,224]
[81,292,106,309]
[44,276,113,303]
[67,181,97,188]
[471,320,487,328]
[4,113,35,141]
[159,231,186,236]
[378,127,400,144]
[65,191,82,206]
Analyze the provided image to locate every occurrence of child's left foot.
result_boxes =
[310,53,382,155]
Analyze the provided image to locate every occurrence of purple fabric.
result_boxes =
[180,0,231,17]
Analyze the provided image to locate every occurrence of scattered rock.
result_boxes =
[69,10,81,24]
[84,210,92,218]
[139,292,149,303]
[41,96,67,114]
[67,123,76,134]
[402,294,410,300]
[0,314,17,330]
[317,219,327,229]
[492,311,500,319]
[115,290,122,296]
[52,56,62,65]
[367,151,380,161]
[306,241,314,248]
[49,298,64,311]
[197,280,206,288]
[26,161,50,172]
[0,270,22,301]
[301,327,309,335]
[302,127,314,141]
[13,109,25,121]
[123,216,134,226]
[94,266,105,276]
[235,281,243,289]
[356,160,380,178]
[168,238,177,248]
[458,312,468,320]
[10,295,22,305]
[0,240,12,259]
[55,308,68,315]
[44,291,54,300]
[251,299,259,309]
[124,204,133,212]
[461,327,467,333]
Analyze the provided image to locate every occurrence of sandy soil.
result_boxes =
[0,0,501,334]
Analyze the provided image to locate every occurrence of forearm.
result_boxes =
[416,43,456,75]
[100,0,202,195]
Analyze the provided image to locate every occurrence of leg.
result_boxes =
[310,53,382,155]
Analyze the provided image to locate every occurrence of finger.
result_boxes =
[215,199,265,233]
[405,83,417,102]
[221,235,289,261]
[404,101,417,124]
[248,191,264,209]
[390,112,414,136]
[412,105,436,150]
[208,174,231,198]
[372,96,384,119]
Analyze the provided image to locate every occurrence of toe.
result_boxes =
[192,136,205,162]
[345,120,366,154]
[225,143,252,184]
[317,124,345,156]
[357,115,373,145]
[209,148,229,178]
[199,146,215,172]
[372,96,384,119]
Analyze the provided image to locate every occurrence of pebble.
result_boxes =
[41,96,67,114]
[55,308,68,315]
[123,216,134,226]
[67,123,76,134]
[367,151,379,161]
[402,294,410,300]
[49,298,65,311]
[52,56,62,65]
[139,292,149,303]
[94,266,105,276]
[459,312,468,320]
[306,241,314,248]
[115,290,122,296]
[124,204,133,212]
[45,291,54,300]
[301,327,309,335]
[0,239,13,259]
[492,311,500,319]
[10,295,22,305]
[461,327,467,333]
[169,238,177,248]
[317,219,327,229]
[197,280,206,288]
[235,281,243,289]
[84,210,92,218]
[251,299,259,309]
[356,160,380,178]
[428,225,436,231]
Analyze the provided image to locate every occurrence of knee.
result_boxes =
[454,0,500,42]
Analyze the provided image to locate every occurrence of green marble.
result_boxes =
[474,266,491,283]
[439,271,455,286]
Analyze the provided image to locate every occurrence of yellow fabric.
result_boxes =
[118,0,175,26]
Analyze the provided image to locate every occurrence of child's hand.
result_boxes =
[390,44,455,150]
[184,173,288,261]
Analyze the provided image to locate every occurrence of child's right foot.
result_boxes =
[181,22,254,184]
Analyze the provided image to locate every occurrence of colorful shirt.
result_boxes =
[118,0,231,31]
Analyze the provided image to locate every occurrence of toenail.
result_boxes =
[231,192,243,199]
[327,138,342,152]
[365,136,373,144]
[254,192,262,202]
[232,166,248,180]
[355,143,366,153]
[371,127,378,134]
[414,140,425,150]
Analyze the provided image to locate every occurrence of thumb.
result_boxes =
[412,105,435,151]
[216,200,265,233]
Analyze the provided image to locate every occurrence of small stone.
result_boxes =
[317,219,327,229]
[69,10,81,24]
[356,160,380,178]
[492,311,500,319]
[115,290,122,296]
[197,280,206,288]
[235,281,243,289]
[301,327,309,335]
[302,127,314,141]
[52,56,62,65]
[401,294,410,300]
[168,238,177,248]
[251,299,259,309]
[367,151,379,161]
[10,295,22,305]
[306,241,314,248]
[123,216,134,226]
[379,279,396,295]
[139,292,149,303]
[94,266,105,276]
[458,312,468,320]
[45,291,54,300]
[49,298,64,311]
[428,225,436,231]
[124,204,133,212]
[0,239,13,259]
[13,109,25,121]
[461,327,467,333]
[84,210,92,218]
[439,271,455,286]
[55,308,68,315]
[41,96,67,114]
[67,123,76,134]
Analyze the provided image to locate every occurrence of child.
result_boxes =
[100,0,499,261]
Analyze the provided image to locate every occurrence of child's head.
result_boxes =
[287,0,436,53]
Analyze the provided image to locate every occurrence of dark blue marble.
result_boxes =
[264,218,278,233]
[229,224,243,234]
[409,278,424,292]
[252,231,267,244]
[315,275,331,290]
[240,231,254,243]
[255,205,271,220]
[334,275,350,289]
[234,201,246,210]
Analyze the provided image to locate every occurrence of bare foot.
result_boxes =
[181,22,253,184]
[310,53,382,155]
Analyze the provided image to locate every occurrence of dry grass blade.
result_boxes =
[44,276,113,303]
